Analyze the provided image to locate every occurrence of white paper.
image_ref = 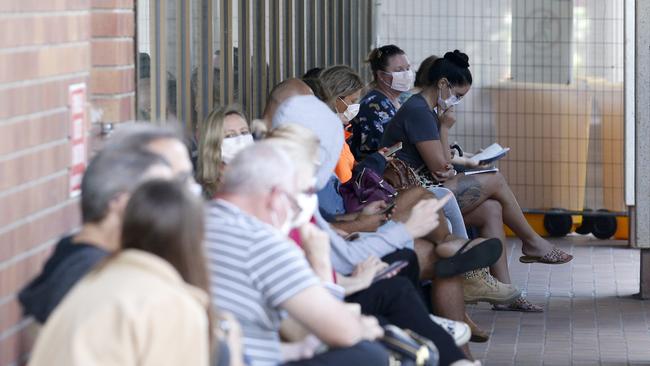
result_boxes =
[469,143,510,164]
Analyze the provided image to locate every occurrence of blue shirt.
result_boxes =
[314,210,414,275]
[352,90,397,160]
[314,175,414,275]
[381,93,440,169]
[317,175,347,221]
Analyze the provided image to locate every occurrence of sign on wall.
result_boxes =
[511,0,573,84]
[69,83,87,198]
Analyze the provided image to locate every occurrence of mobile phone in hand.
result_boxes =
[378,202,396,215]
[372,260,408,283]
[385,142,403,157]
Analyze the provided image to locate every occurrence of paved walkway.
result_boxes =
[467,237,650,365]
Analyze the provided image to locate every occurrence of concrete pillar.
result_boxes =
[634,0,650,297]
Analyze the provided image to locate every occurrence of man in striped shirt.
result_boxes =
[204,142,388,366]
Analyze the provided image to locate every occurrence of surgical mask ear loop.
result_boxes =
[379,70,393,90]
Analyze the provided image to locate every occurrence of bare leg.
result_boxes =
[393,187,488,258]
[413,239,473,359]
[391,187,435,222]
[444,172,569,259]
[464,199,512,284]
[392,188,454,242]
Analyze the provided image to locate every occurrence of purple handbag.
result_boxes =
[339,168,397,213]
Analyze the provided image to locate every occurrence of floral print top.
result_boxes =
[350,89,397,160]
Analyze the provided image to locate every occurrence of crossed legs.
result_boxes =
[443,172,571,261]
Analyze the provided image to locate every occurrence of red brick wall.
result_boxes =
[0,1,135,364]
[90,0,136,124]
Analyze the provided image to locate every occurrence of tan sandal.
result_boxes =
[492,297,543,313]
[519,247,573,264]
[464,313,489,343]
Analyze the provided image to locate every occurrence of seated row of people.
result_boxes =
[303,46,572,313]
[20,45,573,366]
[22,122,478,365]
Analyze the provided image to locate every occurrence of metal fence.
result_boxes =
[377,0,625,213]
[136,0,375,133]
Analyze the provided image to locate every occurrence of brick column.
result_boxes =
[90,0,136,125]
[0,0,136,364]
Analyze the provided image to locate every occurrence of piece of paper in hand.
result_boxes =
[464,167,499,176]
[470,143,510,165]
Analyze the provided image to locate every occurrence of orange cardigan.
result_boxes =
[334,130,356,183]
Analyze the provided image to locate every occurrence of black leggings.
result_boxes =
[346,249,465,366]
[380,248,422,285]
[282,341,388,366]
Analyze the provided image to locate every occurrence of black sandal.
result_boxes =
[434,238,502,278]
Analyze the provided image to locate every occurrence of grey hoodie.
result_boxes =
[272,95,413,274]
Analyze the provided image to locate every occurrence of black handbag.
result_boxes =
[381,325,439,366]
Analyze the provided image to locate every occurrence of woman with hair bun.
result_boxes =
[382,50,574,312]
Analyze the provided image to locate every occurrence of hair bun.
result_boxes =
[444,50,470,69]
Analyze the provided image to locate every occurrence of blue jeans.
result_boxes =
[428,187,468,239]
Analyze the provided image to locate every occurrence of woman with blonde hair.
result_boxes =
[197,105,253,198]
[317,65,365,183]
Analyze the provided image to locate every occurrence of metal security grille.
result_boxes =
[377,0,625,213]
[136,0,375,133]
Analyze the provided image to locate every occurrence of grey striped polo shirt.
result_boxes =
[204,199,320,366]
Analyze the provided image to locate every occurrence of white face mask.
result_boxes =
[291,193,318,228]
[189,181,203,197]
[382,70,414,92]
[271,193,295,236]
[437,83,461,111]
[278,209,294,235]
[221,134,254,164]
[338,98,360,122]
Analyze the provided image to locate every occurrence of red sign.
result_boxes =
[69,83,86,198]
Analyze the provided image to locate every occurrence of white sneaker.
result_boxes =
[429,314,471,347]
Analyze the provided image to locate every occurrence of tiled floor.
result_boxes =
[468,236,650,365]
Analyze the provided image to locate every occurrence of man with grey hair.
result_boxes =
[19,148,174,324]
[205,141,388,366]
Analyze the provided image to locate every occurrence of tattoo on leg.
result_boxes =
[454,176,482,210]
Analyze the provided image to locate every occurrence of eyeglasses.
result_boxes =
[277,186,316,211]
[447,82,464,101]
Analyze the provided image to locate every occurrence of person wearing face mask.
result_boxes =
[265,124,482,366]
[197,105,254,198]
[272,95,520,359]
[318,66,512,299]
[382,50,574,312]
[351,45,414,160]
[318,65,387,184]
[204,141,390,366]
[414,56,485,172]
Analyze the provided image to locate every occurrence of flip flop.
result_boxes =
[435,238,502,278]
[492,297,543,313]
[519,247,573,264]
